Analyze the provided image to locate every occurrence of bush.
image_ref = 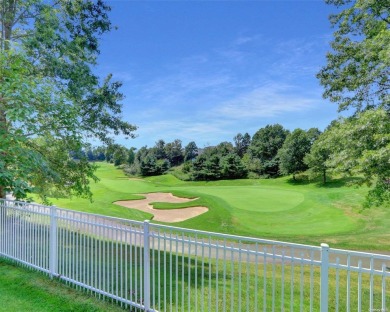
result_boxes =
[123,163,140,176]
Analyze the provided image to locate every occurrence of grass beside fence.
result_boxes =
[2,211,389,312]
[0,258,126,312]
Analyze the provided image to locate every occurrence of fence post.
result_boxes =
[0,199,5,254]
[49,206,58,279]
[320,243,329,312]
[143,220,151,311]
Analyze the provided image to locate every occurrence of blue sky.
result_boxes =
[97,0,339,149]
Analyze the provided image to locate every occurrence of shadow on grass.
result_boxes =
[315,177,364,189]
[286,176,364,189]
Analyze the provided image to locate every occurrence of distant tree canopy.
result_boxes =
[190,143,246,181]
[248,124,289,177]
[277,128,319,180]
[184,141,198,162]
[234,133,251,157]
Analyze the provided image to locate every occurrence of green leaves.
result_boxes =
[318,109,390,206]
[317,1,390,206]
[0,1,136,201]
[277,128,314,179]
[248,124,289,177]
[318,0,390,113]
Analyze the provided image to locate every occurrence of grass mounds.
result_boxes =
[45,162,390,251]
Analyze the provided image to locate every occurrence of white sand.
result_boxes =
[114,193,208,223]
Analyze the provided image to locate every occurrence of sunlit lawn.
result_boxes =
[48,162,390,251]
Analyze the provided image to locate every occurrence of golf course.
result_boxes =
[48,162,390,252]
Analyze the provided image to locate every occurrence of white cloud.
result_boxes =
[214,83,319,119]
[120,34,332,148]
[233,35,262,46]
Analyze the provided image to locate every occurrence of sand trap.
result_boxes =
[114,193,208,223]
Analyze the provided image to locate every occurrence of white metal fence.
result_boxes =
[0,199,389,311]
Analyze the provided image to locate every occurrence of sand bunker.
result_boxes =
[114,193,208,223]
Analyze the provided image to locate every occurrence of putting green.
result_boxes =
[45,163,390,250]
[179,186,304,212]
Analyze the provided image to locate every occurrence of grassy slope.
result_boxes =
[48,162,390,251]
[0,259,126,312]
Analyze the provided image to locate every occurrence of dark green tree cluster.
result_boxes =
[191,142,247,181]
[246,125,289,177]
[128,140,197,176]
[133,128,322,182]
[76,144,136,168]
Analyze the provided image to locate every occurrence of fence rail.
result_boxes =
[0,199,389,311]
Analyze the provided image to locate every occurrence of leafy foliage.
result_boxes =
[184,141,198,161]
[318,0,390,113]
[277,129,317,180]
[320,109,390,206]
[0,0,136,201]
[317,0,390,206]
[233,132,251,157]
[304,134,331,183]
[248,124,289,176]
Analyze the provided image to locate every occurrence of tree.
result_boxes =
[184,141,198,161]
[113,146,128,166]
[321,110,390,206]
[304,134,331,184]
[127,147,136,165]
[192,154,221,181]
[317,0,390,206]
[105,144,122,163]
[233,132,251,157]
[220,153,247,179]
[215,142,234,157]
[153,140,166,160]
[249,124,289,176]
[140,155,159,176]
[0,1,136,201]
[317,0,390,113]
[165,139,184,166]
[277,129,313,180]
[93,146,106,161]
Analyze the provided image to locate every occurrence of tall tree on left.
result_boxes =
[0,0,136,202]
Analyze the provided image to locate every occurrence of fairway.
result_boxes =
[48,162,390,251]
[181,186,304,212]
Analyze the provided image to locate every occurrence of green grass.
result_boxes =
[46,162,390,251]
[0,258,127,312]
[2,238,389,312]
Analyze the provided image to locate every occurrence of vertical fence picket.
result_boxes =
[49,206,58,278]
[320,243,330,312]
[143,220,151,312]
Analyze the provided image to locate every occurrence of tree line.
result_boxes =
[87,124,330,183]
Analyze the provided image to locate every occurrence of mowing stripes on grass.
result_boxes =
[45,163,390,250]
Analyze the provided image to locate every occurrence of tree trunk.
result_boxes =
[0,186,6,225]
[323,169,327,184]
[0,0,15,202]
